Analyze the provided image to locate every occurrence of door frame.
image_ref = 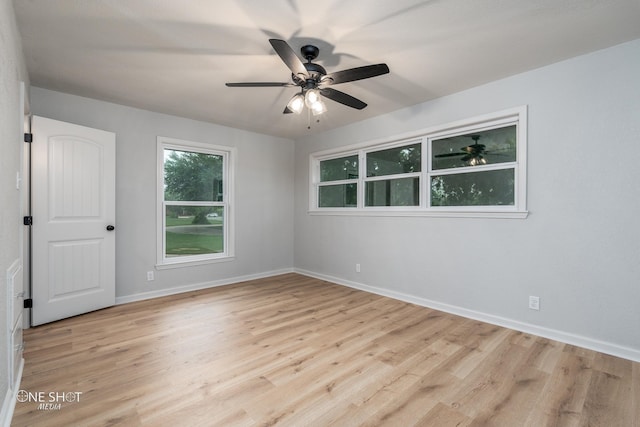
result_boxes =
[20,82,31,329]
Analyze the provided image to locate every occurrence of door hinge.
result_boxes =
[23,216,33,226]
[23,299,33,309]
[24,133,33,143]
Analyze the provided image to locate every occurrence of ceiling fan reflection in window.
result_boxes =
[434,135,488,166]
[434,135,514,166]
[225,39,389,116]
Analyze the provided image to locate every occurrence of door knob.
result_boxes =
[106,225,115,231]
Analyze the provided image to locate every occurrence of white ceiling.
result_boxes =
[14,0,640,139]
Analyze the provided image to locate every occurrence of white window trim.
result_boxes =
[156,136,236,268]
[309,106,528,218]
[362,138,423,209]
[315,150,360,209]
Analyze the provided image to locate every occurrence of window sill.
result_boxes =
[155,256,235,270]
[308,210,529,219]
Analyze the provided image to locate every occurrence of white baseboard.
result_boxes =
[115,268,295,305]
[295,268,640,363]
[1,357,24,427]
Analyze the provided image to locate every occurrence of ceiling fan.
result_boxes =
[225,39,389,115]
[434,135,489,166]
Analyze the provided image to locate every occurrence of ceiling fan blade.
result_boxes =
[434,152,465,158]
[321,64,389,85]
[320,88,367,110]
[225,82,295,87]
[269,39,309,78]
[283,106,293,114]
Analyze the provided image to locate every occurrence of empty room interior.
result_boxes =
[1,1,640,426]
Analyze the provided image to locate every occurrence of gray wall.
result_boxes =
[294,39,640,359]
[30,88,295,300]
[0,0,29,414]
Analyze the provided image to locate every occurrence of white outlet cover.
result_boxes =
[529,296,540,310]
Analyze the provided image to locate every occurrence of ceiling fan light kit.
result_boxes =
[305,89,321,107]
[310,99,327,116]
[226,39,390,123]
[468,157,487,166]
[286,93,305,114]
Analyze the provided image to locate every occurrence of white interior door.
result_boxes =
[31,116,116,326]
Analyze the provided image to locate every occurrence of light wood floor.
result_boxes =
[12,273,639,426]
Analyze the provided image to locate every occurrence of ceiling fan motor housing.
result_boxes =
[291,45,327,88]
[301,45,319,61]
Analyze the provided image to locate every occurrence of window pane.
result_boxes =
[165,206,224,257]
[366,178,419,207]
[431,169,515,206]
[319,184,357,207]
[164,149,224,201]
[432,125,516,170]
[320,155,358,182]
[367,143,421,177]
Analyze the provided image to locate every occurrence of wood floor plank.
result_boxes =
[11,273,639,426]
[581,359,634,427]
[418,402,472,427]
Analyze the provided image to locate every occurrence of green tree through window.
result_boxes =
[159,140,231,263]
[164,150,223,224]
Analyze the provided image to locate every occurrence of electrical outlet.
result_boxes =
[355,263,361,273]
[528,296,540,311]
[147,271,155,281]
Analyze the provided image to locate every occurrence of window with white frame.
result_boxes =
[429,124,517,208]
[365,141,421,207]
[317,153,359,208]
[309,107,527,217]
[157,137,234,266]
